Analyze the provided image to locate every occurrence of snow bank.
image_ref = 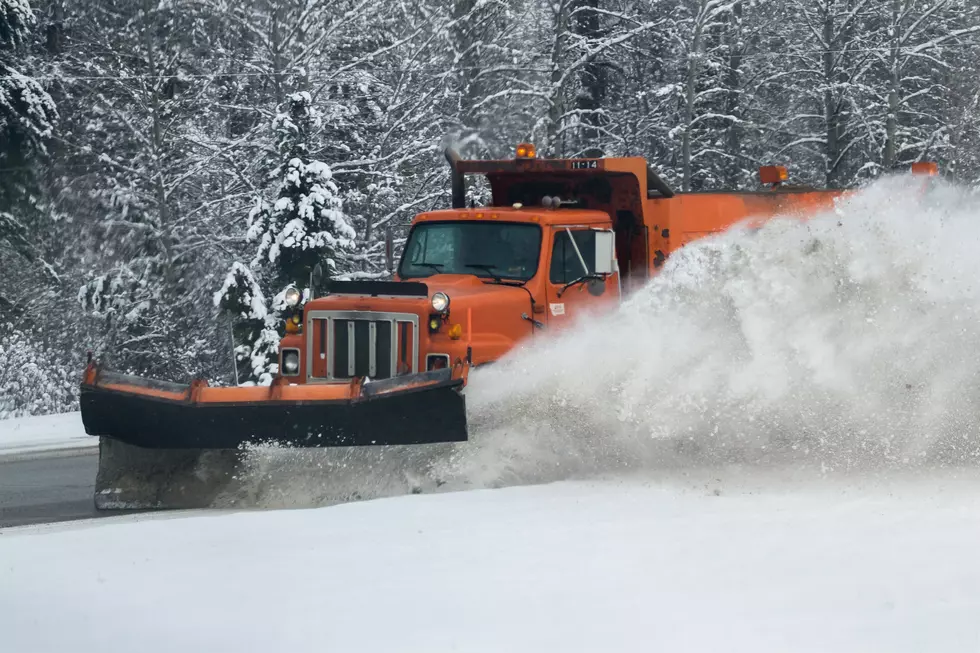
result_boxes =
[3,472,980,652]
[0,412,94,456]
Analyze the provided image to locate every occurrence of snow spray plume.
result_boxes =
[229,175,980,507]
[445,175,980,484]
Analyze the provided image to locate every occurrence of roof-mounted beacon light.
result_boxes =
[911,161,938,176]
[759,165,788,187]
[516,143,536,159]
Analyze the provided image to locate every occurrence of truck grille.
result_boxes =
[305,311,419,381]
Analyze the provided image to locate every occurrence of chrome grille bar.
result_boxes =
[390,319,398,379]
[347,321,356,376]
[305,310,419,383]
[368,322,377,377]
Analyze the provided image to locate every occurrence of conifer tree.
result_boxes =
[216,91,355,384]
[0,0,57,315]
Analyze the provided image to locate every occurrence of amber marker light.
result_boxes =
[516,143,536,159]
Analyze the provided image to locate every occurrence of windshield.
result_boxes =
[399,221,542,282]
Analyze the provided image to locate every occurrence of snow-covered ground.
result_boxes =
[6,178,980,650]
[3,469,980,652]
[0,412,94,456]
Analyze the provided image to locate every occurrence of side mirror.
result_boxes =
[311,263,324,293]
[384,226,394,274]
[593,230,615,275]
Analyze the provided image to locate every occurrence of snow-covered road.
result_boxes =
[3,469,980,652]
[0,414,99,527]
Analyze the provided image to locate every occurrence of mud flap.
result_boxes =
[94,437,242,510]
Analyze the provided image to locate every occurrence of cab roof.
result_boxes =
[416,206,612,227]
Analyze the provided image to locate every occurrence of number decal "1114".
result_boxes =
[571,160,597,169]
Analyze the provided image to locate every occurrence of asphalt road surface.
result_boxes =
[0,450,100,528]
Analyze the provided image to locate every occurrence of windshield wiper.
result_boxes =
[415,262,444,274]
[465,263,503,282]
[557,274,604,298]
[465,263,526,287]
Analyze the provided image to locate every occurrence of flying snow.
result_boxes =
[452,174,980,480]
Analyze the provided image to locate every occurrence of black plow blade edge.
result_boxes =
[80,380,468,450]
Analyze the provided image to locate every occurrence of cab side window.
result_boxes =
[549,229,596,284]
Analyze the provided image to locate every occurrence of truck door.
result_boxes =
[544,226,619,330]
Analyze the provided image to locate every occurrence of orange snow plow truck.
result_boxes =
[79,146,937,509]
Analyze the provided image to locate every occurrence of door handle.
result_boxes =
[522,313,545,329]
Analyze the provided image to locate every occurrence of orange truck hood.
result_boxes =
[304,275,536,364]
[304,274,527,311]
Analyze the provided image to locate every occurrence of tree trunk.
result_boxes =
[822,1,842,187]
[453,0,485,135]
[682,0,708,191]
[546,0,570,155]
[574,0,606,158]
[723,0,743,188]
[270,2,285,107]
[45,0,64,54]
[141,0,174,283]
[883,0,901,169]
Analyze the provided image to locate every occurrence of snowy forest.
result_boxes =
[2,0,980,417]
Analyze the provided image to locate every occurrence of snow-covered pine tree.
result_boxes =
[762,0,879,188]
[0,0,56,206]
[685,0,771,190]
[0,324,77,419]
[212,262,280,385]
[253,92,357,288]
[0,0,57,316]
[216,91,356,384]
[675,0,740,191]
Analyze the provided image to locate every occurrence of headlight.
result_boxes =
[281,349,300,375]
[431,292,450,313]
[284,286,302,307]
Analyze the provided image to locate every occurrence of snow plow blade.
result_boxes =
[79,362,467,510]
[80,365,467,449]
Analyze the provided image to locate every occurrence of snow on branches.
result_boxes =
[0,65,57,157]
[216,91,356,384]
[213,262,267,321]
[0,0,55,155]
[0,324,77,419]
[248,92,356,281]
[0,0,34,50]
[247,157,356,273]
[0,1,57,202]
